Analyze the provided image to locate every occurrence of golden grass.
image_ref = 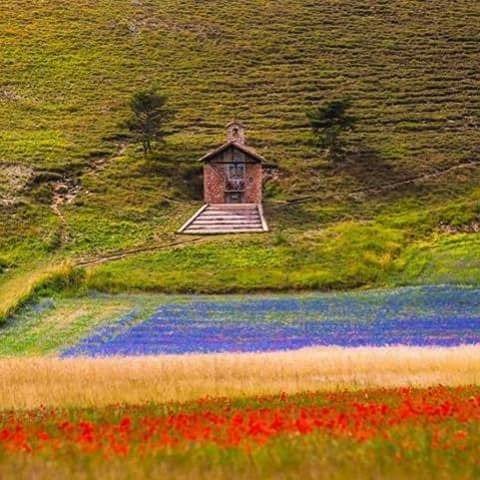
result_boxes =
[0,261,74,323]
[2,346,480,409]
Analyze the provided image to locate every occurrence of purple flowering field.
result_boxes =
[61,286,480,357]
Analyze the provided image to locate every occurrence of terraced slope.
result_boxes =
[0,0,479,295]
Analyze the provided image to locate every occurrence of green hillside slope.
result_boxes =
[1,0,480,301]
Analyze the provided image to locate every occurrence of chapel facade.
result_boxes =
[199,121,265,204]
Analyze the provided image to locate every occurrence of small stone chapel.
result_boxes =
[179,121,269,234]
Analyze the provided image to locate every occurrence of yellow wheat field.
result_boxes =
[2,346,480,409]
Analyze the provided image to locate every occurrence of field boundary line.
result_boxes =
[279,160,480,206]
[74,236,207,268]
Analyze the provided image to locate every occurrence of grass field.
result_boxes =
[1,0,480,303]
[0,292,161,354]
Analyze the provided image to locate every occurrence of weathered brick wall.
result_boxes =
[244,163,262,203]
[204,163,225,203]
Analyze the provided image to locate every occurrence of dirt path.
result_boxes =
[46,139,211,269]
[75,236,206,268]
[75,160,480,268]
[280,160,480,206]
[54,153,480,268]
[347,160,480,199]
[50,142,128,245]
[50,177,81,243]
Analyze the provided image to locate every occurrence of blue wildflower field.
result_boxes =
[61,286,480,357]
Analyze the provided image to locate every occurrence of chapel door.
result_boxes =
[225,191,243,203]
[225,162,246,203]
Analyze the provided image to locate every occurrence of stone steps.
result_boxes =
[179,204,268,234]
[195,214,260,219]
[194,221,263,226]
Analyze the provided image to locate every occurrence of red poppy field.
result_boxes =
[2,386,480,479]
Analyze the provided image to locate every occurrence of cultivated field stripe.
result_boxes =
[2,346,480,409]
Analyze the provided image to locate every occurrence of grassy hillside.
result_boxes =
[1,0,480,300]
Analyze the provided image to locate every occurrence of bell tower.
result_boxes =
[227,120,246,145]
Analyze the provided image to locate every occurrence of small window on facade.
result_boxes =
[228,163,245,179]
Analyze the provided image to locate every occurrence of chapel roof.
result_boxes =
[198,140,266,164]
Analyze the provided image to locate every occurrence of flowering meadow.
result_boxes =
[4,286,480,478]
[61,286,480,356]
[2,387,480,479]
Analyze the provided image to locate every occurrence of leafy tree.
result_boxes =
[126,89,173,154]
[307,99,356,161]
